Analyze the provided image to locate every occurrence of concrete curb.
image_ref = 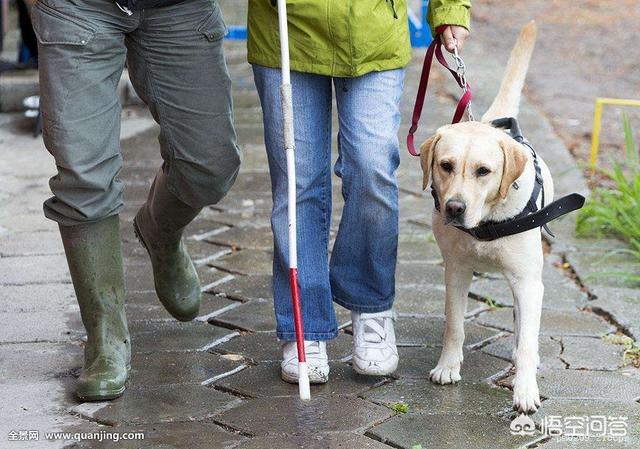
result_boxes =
[0,68,142,112]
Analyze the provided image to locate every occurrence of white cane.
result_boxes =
[277,0,310,401]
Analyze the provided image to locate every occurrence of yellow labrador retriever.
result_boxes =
[420,22,551,413]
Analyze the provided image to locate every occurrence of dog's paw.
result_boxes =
[429,363,462,385]
[512,376,541,414]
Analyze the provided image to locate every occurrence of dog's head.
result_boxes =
[420,122,528,228]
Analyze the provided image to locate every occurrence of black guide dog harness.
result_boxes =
[431,117,586,242]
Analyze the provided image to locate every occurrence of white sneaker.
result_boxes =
[281,340,329,384]
[351,310,399,375]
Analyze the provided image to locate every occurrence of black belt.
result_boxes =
[432,117,586,242]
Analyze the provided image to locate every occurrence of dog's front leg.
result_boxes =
[508,274,543,413]
[430,262,473,384]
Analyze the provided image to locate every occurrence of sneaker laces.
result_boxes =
[282,341,325,364]
[359,311,394,346]
[305,340,322,357]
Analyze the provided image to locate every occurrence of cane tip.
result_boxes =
[298,363,311,401]
[299,383,311,401]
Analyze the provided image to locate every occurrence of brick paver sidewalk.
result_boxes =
[1,3,639,448]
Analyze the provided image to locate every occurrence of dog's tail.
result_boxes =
[481,21,537,122]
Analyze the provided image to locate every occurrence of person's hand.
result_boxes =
[441,25,470,53]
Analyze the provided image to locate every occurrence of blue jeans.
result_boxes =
[253,65,404,341]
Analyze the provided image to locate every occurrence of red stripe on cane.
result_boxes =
[289,268,306,363]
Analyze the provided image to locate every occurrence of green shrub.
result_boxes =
[576,113,640,283]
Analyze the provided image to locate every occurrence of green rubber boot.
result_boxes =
[59,216,130,401]
[133,169,202,322]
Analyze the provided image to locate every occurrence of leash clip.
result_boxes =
[452,40,475,121]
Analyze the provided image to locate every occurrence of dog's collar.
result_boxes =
[431,117,585,241]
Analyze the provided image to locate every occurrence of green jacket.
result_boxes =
[247,0,471,77]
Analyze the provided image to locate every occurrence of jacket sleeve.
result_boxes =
[427,0,471,36]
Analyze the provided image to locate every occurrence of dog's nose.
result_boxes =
[445,200,466,218]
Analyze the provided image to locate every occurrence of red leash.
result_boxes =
[407,34,473,156]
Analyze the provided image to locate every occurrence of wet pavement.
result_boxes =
[1,2,640,448]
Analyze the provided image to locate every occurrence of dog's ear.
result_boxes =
[499,139,528,199]
[420,135,440,190]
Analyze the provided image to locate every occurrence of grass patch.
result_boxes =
[603,333,640,368]
[391,402,409,414]
[576,113,640,284]
[484,297,503,309]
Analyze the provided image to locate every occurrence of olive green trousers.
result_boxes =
[33,0,241,225]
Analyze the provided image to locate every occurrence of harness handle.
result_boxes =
[407,33,473,156]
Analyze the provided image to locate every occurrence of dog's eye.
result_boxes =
[476,167,491,177]
[440,161,454,173]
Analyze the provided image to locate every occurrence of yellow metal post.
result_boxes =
[590,99,603,168]
[590,97,640,168]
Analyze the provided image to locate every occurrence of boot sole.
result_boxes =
[77,385,126,402]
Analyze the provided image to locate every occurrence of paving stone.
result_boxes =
[216,395,393,436]
[184,216,233,238]
[366,413,540,449]
[559,336,625,370]
[209,274,272,301]
[0,342,82,381]
[534,399,640,449]
[121,240,151,261]
[589,285,640,339]
[209,249,273,276]
[395,261,445,287]
[125,291,237,322]
[72,384,239,425]
[361,378,513,415]
[566,250,640,289]
[0,230,64,256]
[197,266,234,288]
[394,346,511,380]
[206,225,273,251]
[130,321,235,353]
[0,283,81,343]
[214,192,273,214]
[216,331,352,362]
[124,262,155,292]
[203,210,272,228]
[498,370,640,402]
[217,361,385,398]
[69,421,246,449]
[469,262,588,310]
[394,316,500,348]
[397,238,443,264]
[474,308,614,337]
[558,236,629,255]
[535,398,640,434]
[539,436,639,449]
[393,285,447,316]
[235,433,390,449]
[481,335,565,369]
[129,351,243,386]
[0,253,69,284]
[186,238,234,263]
[211,299,276,332]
